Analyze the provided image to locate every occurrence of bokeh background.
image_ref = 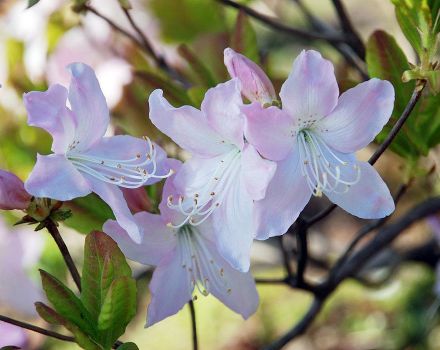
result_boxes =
[0,0,439,349]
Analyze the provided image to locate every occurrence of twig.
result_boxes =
[217,0,347,43]
[0,314,74,342]
[188,300,198,350]
[278,236,294,281]
[45,219,82,292]
[295,219,308,287]
[331,0,365,58]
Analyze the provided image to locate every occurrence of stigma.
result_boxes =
[67,137,172,188]
[297,129,360,196]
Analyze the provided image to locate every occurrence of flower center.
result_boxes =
[297,129,360,196]
[167,148,241,228]
[67,137,171,188]
[178,226,231,298]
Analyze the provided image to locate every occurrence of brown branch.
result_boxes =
[188,301,198,350]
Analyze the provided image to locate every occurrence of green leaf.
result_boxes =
[35,302,102,350]
[187,86,208,107]
[117,343,139,350]
[97,277,137,348]
[149,0,226,43]
[81,231,133,322]
[27,0,40,8]
[178,45,216,87]
[39,270,96,336]
[230,10,259,63]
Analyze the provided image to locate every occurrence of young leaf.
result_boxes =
[39,270,96,336]
[27,0,40,8]
[117,343,139,350]
[97,277,137,348]
[35,302,102,350]
[81,231,133,322]
[178,45,216,87]
[230,10,259,63]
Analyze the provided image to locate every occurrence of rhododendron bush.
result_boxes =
[0,0,439,349]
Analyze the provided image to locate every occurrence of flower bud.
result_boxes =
[0,169,31,210]
[224,47,276,105]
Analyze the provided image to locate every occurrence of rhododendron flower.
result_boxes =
[148,79,276,271]
[24,63,171,243]
[0,322,27,348]
[243,50,395,239]
[103,163,259,326]
[0,169,31,210]
[224,48,277,106]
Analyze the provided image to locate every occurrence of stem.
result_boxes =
[295,220,308,287]
[188,301,198,350]
[0,315,74,342]
[45,219,82,292]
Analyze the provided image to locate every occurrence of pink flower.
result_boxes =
[148,79,276,272]
[243,50,395,239]
[224,48,276,106]
[24,63,171,243]
[103,162,258,326]
[0,169,31,210]
[0,322,27,348]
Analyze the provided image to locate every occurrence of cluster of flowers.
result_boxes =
[1,48,396,326]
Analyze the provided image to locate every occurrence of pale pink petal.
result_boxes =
[280,50,339,122]
[0,322,27,347]
[25,154,91,200]
[149,89,231,157]
[87,178,141,243]
[240,144,276,200]
[67,62,109,151]
[103,212,177,266]
[201,79,245,149]
[254,151,311,239]
[318,79,395,153]
[243,102,295,161]
[212,172,254,272]
[24,84,76,154]
[0,170,31,210]
[224,47,276,105]
[201,239,259,318]
[324,161,395,219]
[158,160,185,225]
[146,249,192,327]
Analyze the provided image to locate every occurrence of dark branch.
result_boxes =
[45,219,82,292]
[188,300,198,350]
[0,314,74,342]
[294,219,308,287]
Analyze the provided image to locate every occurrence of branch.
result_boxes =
[188,300,198,350]
[0,314,74,342]
[216,0,347,43]
[294,219,308,287]
[45,219,82,292]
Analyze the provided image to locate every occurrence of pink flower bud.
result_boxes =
[0,170,31,210]
[224,47,276,105]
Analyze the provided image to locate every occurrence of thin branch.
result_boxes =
[188,301,198,350]
[295,219,308,287]
[45,219,82,292]
[330,0,365,58]
[278,235,294,281]
[217,0,347,43]
[307,81,426,226]
[0,315,74,342]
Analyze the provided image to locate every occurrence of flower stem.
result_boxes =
[188,300,198,350]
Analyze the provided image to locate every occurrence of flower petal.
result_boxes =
[25,154,91,200]
[254,151,311,239]
[280,50,339,122]
[146,249,192,327]
[318,79,395,153]
[87,178,142,243]
[67,62,109,151]
[240,144,276,200]
[0,170,31,210]
[212,171,254,272]
[201,79,245,149]
[0,322,27,348]
[103,212,177,266]
[324,161,395,219]
[149,89,231,157]
[201,239,259,318]
[24,84,76,154]
[243,102,295,161]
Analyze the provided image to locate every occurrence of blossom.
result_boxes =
[224,48,276,106]
[0,169,31,210]
[0,322,27,348]
[0,217,45,316]
[24,63,171,243]
[243,50,395,239]
[148,79,276,271]
[103,163,259,326]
